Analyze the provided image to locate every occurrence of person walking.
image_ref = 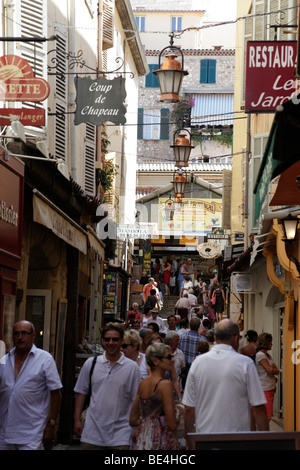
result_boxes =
[255,333,279,422]
[178,317,206,371]
[177,263,188,295]
[183,319,269,446]
[73,322,141,450]
[0,321,62,450]
[121,329,148,379]
[162,260,172,295]
[240,330,258,362]
[129,343,180,450]
[212,283,226,322]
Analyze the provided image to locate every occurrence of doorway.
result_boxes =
[25,289,52,351]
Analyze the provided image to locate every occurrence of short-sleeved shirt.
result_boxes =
[182,344,266,433]
[74,352,141,447]
[0,345,62,445]
[178,331,206,365]
[255,351,277,391]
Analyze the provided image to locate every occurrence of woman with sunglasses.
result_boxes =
[129,343,180,450]
[121,330,148,379]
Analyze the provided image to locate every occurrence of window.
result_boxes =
[135,16,145,32]
[145,64,159,87]
[200,59,216,84]
[138,108,169,140]
[171,17,182,32]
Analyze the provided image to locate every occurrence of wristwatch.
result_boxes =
[48,419,56,426]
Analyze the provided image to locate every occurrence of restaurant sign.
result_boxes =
[245,41,297,112]
[74,76,127,126]
[0,55,50,126]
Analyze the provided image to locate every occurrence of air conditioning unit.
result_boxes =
[231,272,253,293]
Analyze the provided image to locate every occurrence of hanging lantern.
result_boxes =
[153,35,188,103]
[171,130,194,168]
[172,172,187,198]
[165,198,175,221]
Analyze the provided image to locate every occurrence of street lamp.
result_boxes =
[165,198,175,221]
[153,34,188,103]
[280,215,299,242]
[172,171,187,198]
[170,129,194,168]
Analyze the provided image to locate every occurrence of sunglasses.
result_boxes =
[103,337,121,342]
[121,343,132,349]
[159,354,174,360]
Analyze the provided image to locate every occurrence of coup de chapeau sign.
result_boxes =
[74,76,127,126]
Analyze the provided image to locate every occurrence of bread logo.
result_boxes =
[0,55,50,102]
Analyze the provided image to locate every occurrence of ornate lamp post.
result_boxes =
[172,171,187,199]
[170,129,194,168]
[153,34,188,103]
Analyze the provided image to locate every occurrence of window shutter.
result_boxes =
[84,124,96,195]
[102,0,114,50]
[160,108,170,140]
[14,0,47,132]
[208,60,216,83]
[137,108,144,139]
[145,64,159,87]
[53,25,68,161]
[200,59,208,83]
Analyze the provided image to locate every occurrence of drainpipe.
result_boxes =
[244,114,251,250]
[69,0,77,181]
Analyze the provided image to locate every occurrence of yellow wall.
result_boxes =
[231,0,251,242]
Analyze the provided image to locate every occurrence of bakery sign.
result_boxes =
[245,41,297,112]
[0,55,50,126]
[74,76,127,126]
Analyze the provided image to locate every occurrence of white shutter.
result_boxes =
[102,0,114,50]
[14,0,47,134]
[84,123,96,195]
[53,25,68,161]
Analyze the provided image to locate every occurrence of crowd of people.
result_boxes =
[0,265,279,451]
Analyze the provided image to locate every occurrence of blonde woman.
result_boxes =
[130,343,180,450]
[121,330,148,379]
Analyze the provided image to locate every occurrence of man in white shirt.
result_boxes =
[74,323,141,450]
[183,319,269,445]
[146,308,165,332]
[165,331,185,385]
[0,321,62,450]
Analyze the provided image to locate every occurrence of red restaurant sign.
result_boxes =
[0,108,45,126]
[245,41,297,112]
[0,55,50,102]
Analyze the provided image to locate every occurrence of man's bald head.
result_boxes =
[214,319,239,350]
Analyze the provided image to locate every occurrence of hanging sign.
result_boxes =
[197,242,221,259]
[0,55,50,102]
[245,41,297,112]
[74,76,127,126]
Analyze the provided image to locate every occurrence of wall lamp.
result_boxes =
[153,33,188,103]
[280,214,299,242]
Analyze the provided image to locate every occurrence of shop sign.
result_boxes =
[74,76,127,126]
[117,224,152,239]
[245,41,297,112]
[197,242,221,259]
[0,108,45,126]
[0,55,50,102]
[0,149,24,269]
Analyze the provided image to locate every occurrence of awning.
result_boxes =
[270,160,300,207]
[254,93,300,221]
[33,190,87,254]
[86,225,105,258]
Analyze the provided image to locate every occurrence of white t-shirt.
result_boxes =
[182,344,266,433]
[255,351,277,391]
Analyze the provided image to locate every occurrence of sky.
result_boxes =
[202,0,238,22]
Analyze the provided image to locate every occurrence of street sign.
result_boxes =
[116,224,152,239]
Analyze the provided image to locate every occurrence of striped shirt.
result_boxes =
[179,331,207,365]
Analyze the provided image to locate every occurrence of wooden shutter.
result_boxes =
[160,108,170,140]
[84,123,96,195]
[208,60,216,83]
[102,0,114,50]
[222,170,232,230]
[53,25,68,161]
[145,64,159,87]
[137,108,144,139]
[200,59,208,83]
[14,0,47,132]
